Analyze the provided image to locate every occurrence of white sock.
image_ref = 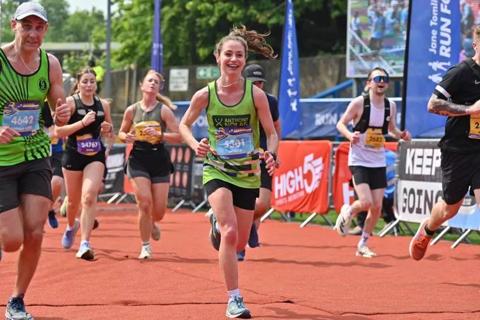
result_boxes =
[80,240,89,247]
[358,231,369,248]
[142,241,150,247]
[227,289,241,300]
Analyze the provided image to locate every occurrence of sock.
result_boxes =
[215,222,220,233]
[48,209,55,215]
[424,225,435,236]
[80,240,89,247]
[358,231,370,248]
[66,224,74,231]
[227,289,241,300]
[142,241,150,247]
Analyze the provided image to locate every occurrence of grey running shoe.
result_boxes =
[5,296,33,320]
[61,219,80,249]
[226,296,251,319]
[356,245,377,258]
[208,209,221,251]
[76,242,95,261]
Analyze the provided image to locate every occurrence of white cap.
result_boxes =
[14,2,48,22]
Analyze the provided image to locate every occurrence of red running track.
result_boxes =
[1,204,479,319]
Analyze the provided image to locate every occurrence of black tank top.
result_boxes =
[66,94,105,151]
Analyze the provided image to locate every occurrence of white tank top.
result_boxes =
[348,99,387,167]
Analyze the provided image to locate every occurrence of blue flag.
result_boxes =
[151,0,163,72]
[278,0,301,138]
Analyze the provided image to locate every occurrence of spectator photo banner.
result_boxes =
[347,0,410,77]
[272,141,332,214]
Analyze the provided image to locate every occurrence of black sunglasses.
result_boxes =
[370,75,389,84]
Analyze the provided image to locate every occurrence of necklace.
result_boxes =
[218,77,243,88]
[18,53,36,74]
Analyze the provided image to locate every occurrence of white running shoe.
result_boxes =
[76,242,95,261]
[139,245,152,259]
[356,245,377,258]
[334,204,352,236]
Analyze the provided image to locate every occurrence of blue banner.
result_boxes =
[278,0,301,138]
[151,0,163,72]
[404,0,461,137]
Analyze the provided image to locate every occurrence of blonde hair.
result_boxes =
[214,25,277,60]
[143,69,177,110]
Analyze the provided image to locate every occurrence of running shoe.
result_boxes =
[61,219,80,249]
[226,296,251,319]
[334,204,352,236]
[48,209,58,229]
[247,224,259,248]
[208,209,221,251]
[237,250,246,262]
[76,242,95,261]
[93,219,100,230]
[5,296,33,320]
[138,245,152,260]
[356,245,377,258]
[59,196,68,217]
[151,223,161,241]
[409,219,433,261]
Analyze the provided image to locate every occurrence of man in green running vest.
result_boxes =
[0,2,71,320]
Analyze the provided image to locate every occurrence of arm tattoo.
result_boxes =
[429,99,468,116]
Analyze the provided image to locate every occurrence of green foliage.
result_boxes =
[62,51,91,76]
[62,9,105,43]
[40,0,69,42]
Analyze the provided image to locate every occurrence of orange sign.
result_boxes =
[272,141,332,214]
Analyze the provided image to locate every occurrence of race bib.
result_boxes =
[134,121,162,144]
[2,101,40,136]
[76,134,101,156]
[469,115,480,139]
[216,128,254,159]
[365,128,385,149]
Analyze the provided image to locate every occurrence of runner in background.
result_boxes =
[118,69,181,260]
[238,64,281,261]
[335,67,411,258]
[42,101,64,229]
[57,67,113,261]
[179,25,278,319]
[0,2,71,319]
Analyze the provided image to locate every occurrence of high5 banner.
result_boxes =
[272,141,331,214]
[404,0,461,137]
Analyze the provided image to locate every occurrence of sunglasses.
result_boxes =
[370,75,389,84]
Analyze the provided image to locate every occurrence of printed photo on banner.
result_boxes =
[346,0,409,78]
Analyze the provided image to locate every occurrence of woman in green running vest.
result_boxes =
[179,25,278,319]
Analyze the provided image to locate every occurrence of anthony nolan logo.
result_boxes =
[38,78,48,92]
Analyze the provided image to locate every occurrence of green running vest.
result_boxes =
[0,49,50,166]
[203,80,260,189]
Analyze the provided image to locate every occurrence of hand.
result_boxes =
[142,126,162,139]
[400,130,412,141]
[0,126,20,144]
[55,99,71,125]
[195,138,210,158]
[125,132,136,143]
[349,131,360,144]
[82,111,96,127]
[264,151,278,176]
[100,121,113,134]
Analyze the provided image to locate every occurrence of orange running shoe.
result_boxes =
[409,219,433,261]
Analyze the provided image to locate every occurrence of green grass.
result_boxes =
[266,210,480,246]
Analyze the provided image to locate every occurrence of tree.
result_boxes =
[111,0,347,68]
[62,9,105,43]
[40,0,70,42]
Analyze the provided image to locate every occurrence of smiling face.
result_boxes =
[12,16,48,51]
[215,39,246,78]
[367,69,389,95]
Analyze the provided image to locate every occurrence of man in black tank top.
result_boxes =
[410,25,480,261]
